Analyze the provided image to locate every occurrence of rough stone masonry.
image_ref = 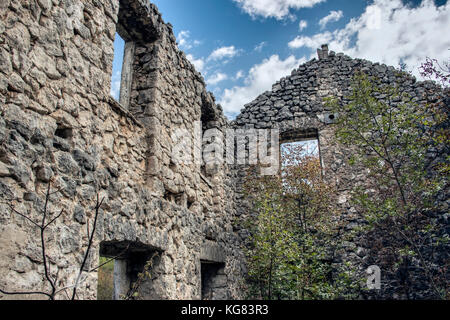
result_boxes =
[0,1,447,300]
[0,0,243,300]
[233,45,449,299]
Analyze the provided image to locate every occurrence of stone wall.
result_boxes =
[0,0,244,300]
[232,45,448,299]
[0,0,447,301]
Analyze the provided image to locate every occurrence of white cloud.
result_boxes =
[110,71,121,100]
[207,72,228,85]
[288,0,450,78]
[209,46,240,61]
[232,0,326,20]
[254,41,267,52]
[220,55,305,116]
[299,20,308,31]
[178,31,190,49]
[288,32,333,49]
[186,54,205,73]
[319,10,344,29]
[235,70,245,80]
[177,30,201,50]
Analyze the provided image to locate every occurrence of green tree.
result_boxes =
[326,72,449,299]
[243,144,357,300]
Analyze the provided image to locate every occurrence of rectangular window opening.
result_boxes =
[110,3,136,110]
[280,128,321,167]
[110,32,125,102]
[97,241,161,300]
[280,131,323,191]
[281,138,320,168]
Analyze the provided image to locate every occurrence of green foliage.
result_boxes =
[97,257,114,300]
[326,72,449,298]
[243,145,358,300]
[124,252,159,300]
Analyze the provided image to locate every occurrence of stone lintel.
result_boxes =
[201,240,225,263]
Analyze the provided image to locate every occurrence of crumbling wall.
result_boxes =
[233,45,448,299]
[1,0,445,301]
[0,0,245,300]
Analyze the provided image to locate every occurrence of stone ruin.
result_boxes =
[0,1,447,300]
[234,44,448,299]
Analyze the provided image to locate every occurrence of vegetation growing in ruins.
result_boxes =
[420,57,450,176]
[242,64,449,300]
[420,57,450,88]
[123,252,160,300]
[327,71,449,299]
[242,145,358,300]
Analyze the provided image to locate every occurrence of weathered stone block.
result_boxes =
[201,241,225,263]
[72,149,96,171]
[0,162,10,177]
[58,226,81,254]
[73,205,86,224]
[36,165,53,182]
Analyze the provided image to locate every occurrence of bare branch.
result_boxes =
[7,204,41,228]
[44,209,65,230]
[1,180,106,300]
[0,288,52,299]
[71,194,104,300]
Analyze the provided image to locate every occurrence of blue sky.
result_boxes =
[111,0,450,118]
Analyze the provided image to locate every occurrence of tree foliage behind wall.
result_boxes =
[242,66,449,300]
[97,257,114,300]
[327,71,449,299]
[242,145,358,300]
